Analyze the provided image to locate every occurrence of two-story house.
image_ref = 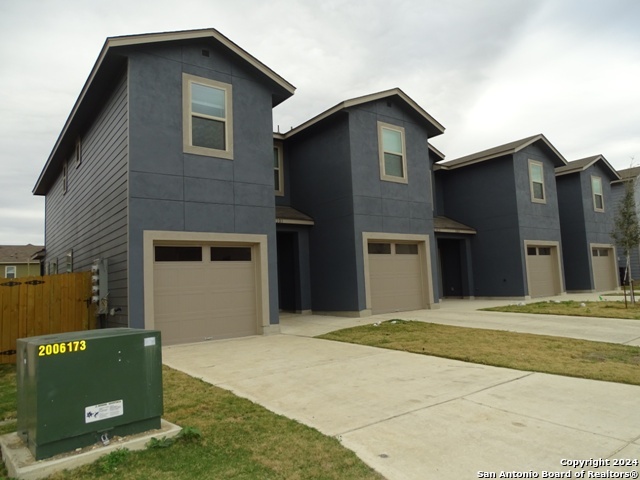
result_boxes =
[556,155,620,292]
[33,29,295,345]
[434,134,568,298]
[276,89,445,315]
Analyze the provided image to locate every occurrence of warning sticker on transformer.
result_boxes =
[85,400,124,423]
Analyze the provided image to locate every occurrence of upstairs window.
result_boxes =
[591,176,604,212]
[528,160,545,203]
[378,122,408,184]
[274,143,284,196]
[183,74,233,159]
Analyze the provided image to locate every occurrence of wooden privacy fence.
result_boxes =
[0,272,96,364]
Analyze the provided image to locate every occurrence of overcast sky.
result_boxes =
[1,0,639,245]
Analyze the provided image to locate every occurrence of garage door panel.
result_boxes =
[153,245,258,345]
[368,242,425,314]
[592,248,617,292]
[527,245,561,298]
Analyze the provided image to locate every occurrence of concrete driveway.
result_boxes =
[162,300,640,480]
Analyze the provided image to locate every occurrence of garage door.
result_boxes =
[368,242,425,314]
[592,247,617,292]
[526,245,561,297]
[153,245,257,345]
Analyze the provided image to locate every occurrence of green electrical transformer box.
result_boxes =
[16,328,163,460]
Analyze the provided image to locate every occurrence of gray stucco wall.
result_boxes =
[44,70,129,326]
[124,41,280,328]
[441,156,524,297]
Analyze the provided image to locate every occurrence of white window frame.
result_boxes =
[65,249,73,273]
[182,73,234,160]
[528,159,546,204]
[5,266,16,279]
[378,121,408,184]
[591,175,604,212]
[75,137,82,168]
[274,142,284,196]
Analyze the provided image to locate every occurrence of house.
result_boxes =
[434,134,568,299]
[611,166,640,282]
[0,245,44,279]
[33,29,295,345]
[275,89,445,315]
[556,155,620,292]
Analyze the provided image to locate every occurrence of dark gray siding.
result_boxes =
[287,115,357,311]
[557,173,590,290]
[44,70,129,326]
[441,156,524,297]
[348,99,438,307]
[124,42,279,327]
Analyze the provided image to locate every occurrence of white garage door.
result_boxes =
[368,242,425,314]
[526,245,561,298]
[592,247,617,292]
[153,245,257,345]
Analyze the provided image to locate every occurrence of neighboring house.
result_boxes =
[276,89,445,315]
[0,245,44,279]
[33,29,295,345]
[434,134,568,299]
[556,155,620,292]
[611,166,640,282]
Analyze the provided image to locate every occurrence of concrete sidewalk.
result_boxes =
[163,301,640,480]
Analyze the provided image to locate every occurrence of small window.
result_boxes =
[183,73,233,159]
[75,138,82,168]
[528,160,545,203]
[591,176,604,212]
[50,261,58,274]
[592,248,599,257]
[538,247,551,256]
[599,249,609,257]
[274,143,284,196]
[5,266,16,279]
[527,247,537,256]
[378,122,408,183]
[211,247,252,261]
[396,244,418,255]
[368,243,392,254]
[155,246,203,262]
[65,249,73,273]
[62,161,68,194]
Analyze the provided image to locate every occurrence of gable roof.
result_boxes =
[33,28,296,196]
[0,245,44,263]
[613,166,640,184]
[281,88,445,140]
[433,216,476,235]
[435,134,567,171]
[555,155,620,180]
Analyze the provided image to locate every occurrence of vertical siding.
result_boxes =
[44,70,129,327]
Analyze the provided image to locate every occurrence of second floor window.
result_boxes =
[378,122,408,184]
[529,160,545,203]
[592,176,604,211]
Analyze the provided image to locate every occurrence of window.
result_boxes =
[396,244,418,255]
[155,246,203,262]
[591,176,604,212]
[211,247,252,261]
[538,247,551,256]
[368,243,391,254]
[592,248,609,257]
[62,161,68,194]
[527,247,537,256]
[274,143,284,196]
[183,73,233,159]
[5,266,16,279]
[50,261,58,274]
[64,249,73,273]
[528,160,545,203]
[75,137,82,168]
[378,122,407,183]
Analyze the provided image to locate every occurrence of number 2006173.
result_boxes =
[38,341,87,356]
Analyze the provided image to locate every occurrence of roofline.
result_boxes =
[281,88,445,140]
[34,28,295,195]
[438,134,567,170]
[555,154,621,180]
[428,142,445,161]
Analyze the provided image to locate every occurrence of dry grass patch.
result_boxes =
[0,365,382,480]
[483,300,640,320]
[318,320,640,386]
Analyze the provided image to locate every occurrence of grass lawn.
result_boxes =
[482,300,640,320]
[0,364,382,480]
[318,320,640,386]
